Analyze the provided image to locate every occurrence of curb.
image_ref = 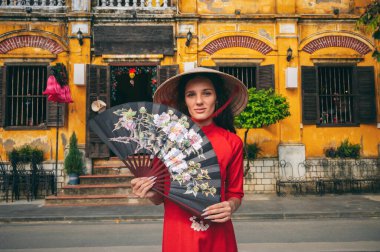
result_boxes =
[1,211,380,223]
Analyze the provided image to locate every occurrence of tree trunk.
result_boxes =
[243,129,250,177]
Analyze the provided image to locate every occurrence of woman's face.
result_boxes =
[184,76,217,126]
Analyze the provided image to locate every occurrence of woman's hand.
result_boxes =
[201,198,241,223]
[131,176,157,199]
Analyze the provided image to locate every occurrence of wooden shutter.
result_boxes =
[301,66,318,125]
[0,66,4,127]
[356,66,376,124]
[46,65,66,127]
[86,65,110,158]
[157,65,179,87]
[256,64,275,90]
[46,102,66,127]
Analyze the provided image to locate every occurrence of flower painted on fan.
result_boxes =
[153,112,171,127]
[163,121,188,143]
[163,148,188,173]
[139,107,147,113]
[185,129,203,151]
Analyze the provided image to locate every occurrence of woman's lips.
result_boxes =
[194,108,206,113]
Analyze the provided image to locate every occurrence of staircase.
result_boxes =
[45,158,151,206]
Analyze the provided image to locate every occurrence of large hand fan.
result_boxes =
[89,102,221,216]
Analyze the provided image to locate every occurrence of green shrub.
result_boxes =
[324,139,361,159]
[7,145,44,169]
[336,139,361,159]
[244,143,262,159]
[64,132,84,175]
[235,88,291,129]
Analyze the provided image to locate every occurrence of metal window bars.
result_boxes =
[6,65,47,127]
[318,67,354,125]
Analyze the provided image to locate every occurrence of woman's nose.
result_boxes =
[195,94,203,105]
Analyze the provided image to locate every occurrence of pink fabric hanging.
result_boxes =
[43,75,73,103]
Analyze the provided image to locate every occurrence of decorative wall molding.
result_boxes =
[0,35,65,54]
[203,36,273,55]
[302,35,372,55]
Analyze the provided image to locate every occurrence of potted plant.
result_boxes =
[64,132,84,185]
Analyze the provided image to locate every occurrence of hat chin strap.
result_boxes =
[191,94,234,123]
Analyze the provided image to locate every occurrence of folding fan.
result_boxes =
[88,102,221,216]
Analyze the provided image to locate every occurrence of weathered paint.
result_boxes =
[0,0,378,163]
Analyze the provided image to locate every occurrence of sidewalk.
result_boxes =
[1,194,380,223]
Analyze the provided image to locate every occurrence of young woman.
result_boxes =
[131,67,248,252]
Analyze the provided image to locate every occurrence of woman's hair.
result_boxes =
[177,72,236,133]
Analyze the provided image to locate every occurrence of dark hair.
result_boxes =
[177,73,236,133]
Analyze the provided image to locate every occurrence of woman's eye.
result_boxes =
[203,92,212,96]
[186,93,195,97]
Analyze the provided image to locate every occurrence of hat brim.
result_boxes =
[153,67,248,116]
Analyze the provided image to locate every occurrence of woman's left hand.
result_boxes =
[201,198,240,223]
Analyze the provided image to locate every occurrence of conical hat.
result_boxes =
[153,67,248,115]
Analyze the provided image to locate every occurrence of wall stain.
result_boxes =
[199,0,230,12]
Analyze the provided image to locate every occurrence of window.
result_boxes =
[219,66,256,89]
[5,65,47,127]
[213,65,275,90]
[302,65,376,126]
[318,66,354,125]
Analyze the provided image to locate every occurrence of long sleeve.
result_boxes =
[225,137,244,200]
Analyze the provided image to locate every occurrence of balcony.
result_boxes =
[95,0,174,10]
[0,0,67,13]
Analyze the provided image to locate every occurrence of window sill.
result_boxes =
[4,124,48,131]
[316,123,360,128]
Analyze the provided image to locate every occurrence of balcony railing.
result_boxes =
[0,0,65,7]
[96,0,173,10]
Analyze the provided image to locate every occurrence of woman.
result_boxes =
[131,67,248,252]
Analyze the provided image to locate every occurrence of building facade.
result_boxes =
[0,0,378,192]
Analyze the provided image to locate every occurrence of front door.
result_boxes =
[110,66,156,106]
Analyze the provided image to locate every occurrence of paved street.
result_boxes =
[1,219,380,252]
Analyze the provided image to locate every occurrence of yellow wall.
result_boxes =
[0,20,91,162]
[0,0,378,162]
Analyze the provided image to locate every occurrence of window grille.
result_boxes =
[218,66,256,89]
[6,65,47,127]
[318,66,354,125]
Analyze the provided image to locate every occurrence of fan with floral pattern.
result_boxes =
[89,102,221,216]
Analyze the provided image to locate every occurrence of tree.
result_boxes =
[235,88,290,176]
[357,0,380,61]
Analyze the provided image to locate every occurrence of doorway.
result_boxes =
[110,65,157,107]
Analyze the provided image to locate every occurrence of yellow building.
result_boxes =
[0,0,378,193]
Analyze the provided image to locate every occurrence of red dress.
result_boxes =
[162,122,244,252]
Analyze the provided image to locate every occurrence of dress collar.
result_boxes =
[201,122,217,134]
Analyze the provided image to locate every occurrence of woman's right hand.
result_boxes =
[131,176,157,199]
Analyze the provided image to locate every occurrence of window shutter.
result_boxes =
[0,66,4,127]
[46,65,66,127]
[301,66,318,125]
[46,102,66,127]
[356,66,376,124]
[256,64,274,90]
[157,65,179,87]
[86,65,110,158]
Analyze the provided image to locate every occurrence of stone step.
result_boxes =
[79,175,134,185]
[62,184,132,195]
[93,165,133,175]
[45,194,151,206]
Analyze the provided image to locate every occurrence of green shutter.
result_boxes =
[356,66,376,124]
[302,66,318,125]
[86,65,110,158]
[256,64,275,90]
[46,65,66,127]
[0,66,4,127]
[157,65,179,87]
